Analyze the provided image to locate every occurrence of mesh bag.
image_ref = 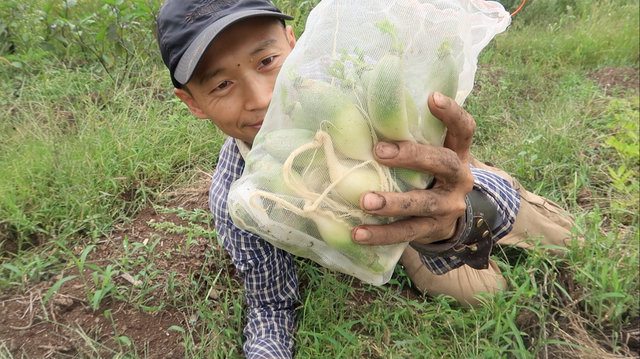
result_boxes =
[228,0,511,285]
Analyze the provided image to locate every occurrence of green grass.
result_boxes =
[1,0,638,358]
[0,62,224,250]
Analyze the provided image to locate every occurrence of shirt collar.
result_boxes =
[234,138,252,160]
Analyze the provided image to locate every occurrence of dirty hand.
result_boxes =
[352,92,476,246]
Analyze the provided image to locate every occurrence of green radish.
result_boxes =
[296,78,374,162]
[330,159,382,206]
[270,205,317,237]
[395,87,434,190]
[354,69,374,114]
[367,56,428,190]
[260,128,326,169]
[288,101,318,131]
[367,20,414,142]
[405,86,432,145]
[405,86,420,139]
[249,155,305,196]
[359,69,374,95]
[421,40,459,147]
[261,128,316,160]
[244,147,266,169]
[367,52,414,142]
[307,210,384,273]
[301,164,330,194]
[319,132,382,207]
[231,202,310,257]
[391,167,432,190]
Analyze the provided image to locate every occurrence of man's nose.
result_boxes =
[244,77,273,111]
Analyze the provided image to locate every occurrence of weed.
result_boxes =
[601,97,640,224]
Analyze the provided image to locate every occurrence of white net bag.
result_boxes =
[228,0,511,285]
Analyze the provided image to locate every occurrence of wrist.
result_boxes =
[409,188,499,270]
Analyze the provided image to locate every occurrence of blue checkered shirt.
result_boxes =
[209,137,519,358]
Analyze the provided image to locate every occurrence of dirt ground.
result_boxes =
[0,66,638,358]
[0,178,217,358]
[588,66,640,94]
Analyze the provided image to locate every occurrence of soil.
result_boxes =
[1,66,639,358]
[588,66,640,94]
[0,178,217,358]
[473,64,639,96]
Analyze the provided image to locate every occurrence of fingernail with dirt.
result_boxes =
[433,92,447,109]
[363,193,386,211]
[353,228,372,243]
[375,142,399,159]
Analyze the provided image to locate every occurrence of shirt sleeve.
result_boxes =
[418,164,521,274]
[209,137,300,359]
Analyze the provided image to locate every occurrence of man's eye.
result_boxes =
[216,81,230,90]
[260,56,274,67]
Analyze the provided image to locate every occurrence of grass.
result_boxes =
[1,0,639,358]
[1,62,225,249]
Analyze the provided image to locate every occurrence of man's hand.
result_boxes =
[352,92,476,246]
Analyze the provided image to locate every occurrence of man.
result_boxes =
[156,0,575,357]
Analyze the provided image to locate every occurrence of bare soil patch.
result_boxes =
[588,66,639,94]
[1,290,184,358]
[0,177,236,358]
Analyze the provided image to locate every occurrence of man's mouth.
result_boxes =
[248,121,263,130]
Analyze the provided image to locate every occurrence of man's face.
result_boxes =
[175,17,296,144]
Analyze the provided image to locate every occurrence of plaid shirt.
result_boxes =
[209,137,519,358]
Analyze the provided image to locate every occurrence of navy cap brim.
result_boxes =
[174,10,294,86]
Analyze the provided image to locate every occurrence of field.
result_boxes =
[0,0,638,358]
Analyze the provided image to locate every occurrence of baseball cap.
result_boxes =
[157,0,294,88]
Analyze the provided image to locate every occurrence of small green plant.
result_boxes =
[570,218,639,323]
[60,244,119,311]
[601,97,639,224]
[150,205,217,251]
[87,263,119,311]
[0,252,59,288]
[104,309,135,353]
[42,274,77,306]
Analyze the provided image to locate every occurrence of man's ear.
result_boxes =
[174,88,208,119]
[285,25,296,49]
